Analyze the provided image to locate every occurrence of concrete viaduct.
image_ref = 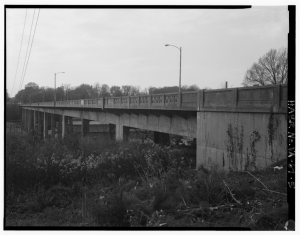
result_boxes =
[20,84,287,171]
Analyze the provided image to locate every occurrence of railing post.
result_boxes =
[138,96,140,106]
[198,90,205,110]
[128,97,130,107]
[273,85,281,110]
[177,92,182,107]
[149,95,152,107]
[162,94,165,107]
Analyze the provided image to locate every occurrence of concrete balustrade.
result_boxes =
[22,84,287,113]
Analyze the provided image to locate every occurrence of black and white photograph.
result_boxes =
[4,2,294,230]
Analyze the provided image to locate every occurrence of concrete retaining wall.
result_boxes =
[197,111,287,171]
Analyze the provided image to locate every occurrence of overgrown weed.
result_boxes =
[5,133,287,229]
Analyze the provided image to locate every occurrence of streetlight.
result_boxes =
[54,72,65,106]
[165,44,182,92]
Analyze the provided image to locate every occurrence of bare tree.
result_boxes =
[242,47,287,86]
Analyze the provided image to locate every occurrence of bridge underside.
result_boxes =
[23,107,197,140]
[21,107,287,172]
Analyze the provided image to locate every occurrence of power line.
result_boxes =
[19,9,35,91]
[20,9,40,90]
[11,9,27,97]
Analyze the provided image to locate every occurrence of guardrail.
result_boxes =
[21,84,287,113]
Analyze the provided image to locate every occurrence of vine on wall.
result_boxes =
[267,112,280,160]
[245,131,260,171]
[226,123,244,171]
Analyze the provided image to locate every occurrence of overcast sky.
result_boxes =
[6,6,288,97]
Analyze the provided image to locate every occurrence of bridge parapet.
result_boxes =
[21,84,287,113]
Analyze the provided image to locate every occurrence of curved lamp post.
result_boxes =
[54,72,65,106]
[165,44,182,92]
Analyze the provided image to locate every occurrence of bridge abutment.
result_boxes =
[196,111,287,171]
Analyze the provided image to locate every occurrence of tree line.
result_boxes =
[12,83,200,104]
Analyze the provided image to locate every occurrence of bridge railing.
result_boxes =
[23,98,104,108]
[20,84,287,113]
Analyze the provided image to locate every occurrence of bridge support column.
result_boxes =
[116,125,130,141]
[81,119,90,137]
[123,126,130,141]
[22,109,26,132]
[153,131,170,145]
[24,109,28,132]
[50,114,55,139]
[109,124,116,141]
[21,109,25,131]
[68,117,73,133]
[34,110,38,132]
[38,111,43,138]
[28,110,33,134]
[57,115,62,139]
[43,112,49,140]
[62,114,69,139]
